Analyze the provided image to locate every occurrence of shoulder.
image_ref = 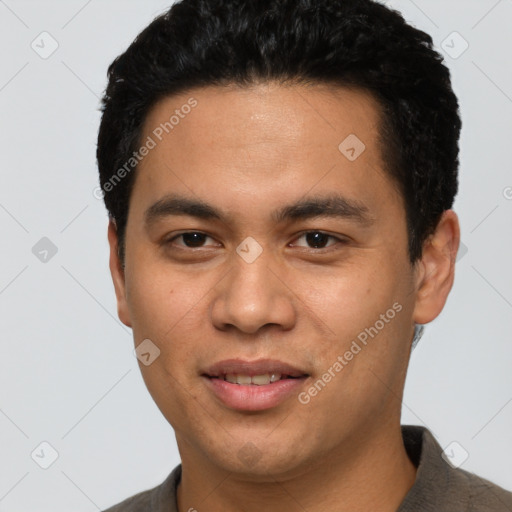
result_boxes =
[455,467,512,511]
[399,425,512,512]
[102,489,152,512]
[102,464,182,512]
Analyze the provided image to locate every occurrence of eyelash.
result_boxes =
[165,231,346,251]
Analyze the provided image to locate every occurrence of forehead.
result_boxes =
[131,82,401,225]
[141,81,383,157]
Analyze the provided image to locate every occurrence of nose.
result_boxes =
[210,249,296,335]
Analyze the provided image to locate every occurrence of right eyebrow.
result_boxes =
[144,195,222,228]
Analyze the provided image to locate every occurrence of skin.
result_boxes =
[107,82,460,512]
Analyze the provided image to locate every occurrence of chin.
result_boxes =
[198,435,314,481]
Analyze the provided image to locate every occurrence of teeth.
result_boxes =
[236,374,252,385]
[252,374,272,385]
[224,373,282,385]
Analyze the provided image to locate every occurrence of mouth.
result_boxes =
[202,358,309,382]
[201,359,310,411]
[206,373,305,386]
[210,373,307,386]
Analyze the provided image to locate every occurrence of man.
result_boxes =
[97,0,512,510]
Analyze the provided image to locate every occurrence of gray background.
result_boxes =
[0,0,511,510]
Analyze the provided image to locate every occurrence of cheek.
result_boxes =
[305,259,409,379]
[302,262,390,331]
[125,257,222,377]
[125,261,194,343]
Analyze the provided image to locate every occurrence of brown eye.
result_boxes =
[292,231,344,249]
[167,232,216,248]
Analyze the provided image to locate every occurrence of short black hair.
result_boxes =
[97,0,461,268]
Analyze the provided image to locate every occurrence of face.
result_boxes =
[108,82,456,479]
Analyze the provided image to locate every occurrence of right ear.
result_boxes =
[107,218,132,328]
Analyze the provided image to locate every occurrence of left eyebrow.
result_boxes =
[271,194,376,227]
[144,193,376,228]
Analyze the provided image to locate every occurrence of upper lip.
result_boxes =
[203,358,309,378]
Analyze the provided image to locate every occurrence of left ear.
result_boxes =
[412,209,460,325]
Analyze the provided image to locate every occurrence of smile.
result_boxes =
[211,373,302,385]
[202,359,310,411]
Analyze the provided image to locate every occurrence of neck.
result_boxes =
[176,421,417,512]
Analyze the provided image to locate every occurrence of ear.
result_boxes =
[107,218,132,328]
[412,210,460,325]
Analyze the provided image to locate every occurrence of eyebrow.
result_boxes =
[144,193,375,228]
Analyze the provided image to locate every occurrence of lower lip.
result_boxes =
[204,376,308,411]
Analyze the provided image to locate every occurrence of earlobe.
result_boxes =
[412,210,460,325]
[107,219,132,328]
